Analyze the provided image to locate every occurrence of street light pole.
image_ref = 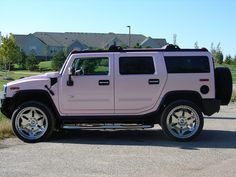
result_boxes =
[126,25,131,48]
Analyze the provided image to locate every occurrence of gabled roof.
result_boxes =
[33,32,147,49]
[68,40,88,50]
[104,37,124,49]
[14,34,27,46]
[140,37,167,48]
[14,32,167,50]
[153,38,168,47]
[33,32,62,46]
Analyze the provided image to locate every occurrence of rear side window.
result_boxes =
[164,56,210,73]
[119,57,155,75]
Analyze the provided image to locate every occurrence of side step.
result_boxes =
[62,124,154,130]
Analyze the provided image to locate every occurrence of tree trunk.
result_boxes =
[4,64,8,77]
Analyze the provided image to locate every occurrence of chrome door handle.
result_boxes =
[148,79,159,85]
[98,80,110,86]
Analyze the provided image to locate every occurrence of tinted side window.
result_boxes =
[119,57,155,75]
[164,56,210,73]
[72,57,109,75]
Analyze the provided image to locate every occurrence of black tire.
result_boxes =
[11,101,55,143]
[215,67,232,105]
[161,100,204,141]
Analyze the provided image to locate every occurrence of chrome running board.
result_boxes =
[62,124,153,130]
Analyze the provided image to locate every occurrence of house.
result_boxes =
[14,32,167,59]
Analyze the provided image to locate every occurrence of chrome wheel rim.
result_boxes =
[166,105,200,139]
[15,107,48,140]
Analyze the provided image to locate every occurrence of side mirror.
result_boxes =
[67,67,74,86]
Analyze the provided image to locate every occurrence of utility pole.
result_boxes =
[126,26,131,48]
[173,34,177,45]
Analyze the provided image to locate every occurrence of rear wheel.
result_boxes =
[11,101,55,143]
[161,100,203,141]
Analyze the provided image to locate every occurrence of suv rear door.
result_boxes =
[114,52,167,114]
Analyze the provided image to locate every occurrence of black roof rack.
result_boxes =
[69,44,208,54]
[108,45,123,51]
[162,44,180,50]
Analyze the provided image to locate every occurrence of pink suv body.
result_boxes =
[0,45,232,143]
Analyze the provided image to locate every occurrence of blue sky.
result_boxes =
[1,0,236,56]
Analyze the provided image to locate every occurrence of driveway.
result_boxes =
[0,104,236,177]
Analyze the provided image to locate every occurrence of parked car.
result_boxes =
[0,45,232,143]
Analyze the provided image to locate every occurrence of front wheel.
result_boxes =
[11,101,55,143]
[161,100,204,141]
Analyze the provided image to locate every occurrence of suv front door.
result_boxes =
[59,53,114,114]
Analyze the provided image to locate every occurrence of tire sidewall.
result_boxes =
[11,101,55,143]
[161,100,204,141]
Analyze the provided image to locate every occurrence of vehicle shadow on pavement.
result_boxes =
[205,116,236,120]
[49,127,236,149]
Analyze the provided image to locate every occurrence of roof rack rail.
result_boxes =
[68,44,208,55]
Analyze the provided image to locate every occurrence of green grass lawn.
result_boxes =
[0,114,12,139]
[38,61,53,71]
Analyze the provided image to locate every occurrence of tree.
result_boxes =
[224,55,232,65]
[63,46,68,57]
[233,55,236,65]
[17,51,27,69]
[211,42,224,64]
[44,45,49,60]
[51,50,66,70]
[133,43,142,48]
[215,51,224,64]
[0,34,22,70]
[120,43,128,49]
[26,50,38,71]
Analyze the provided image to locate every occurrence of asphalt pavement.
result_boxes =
[0,105,235,177]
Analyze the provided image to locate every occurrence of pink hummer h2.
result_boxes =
[0,45,232,143]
